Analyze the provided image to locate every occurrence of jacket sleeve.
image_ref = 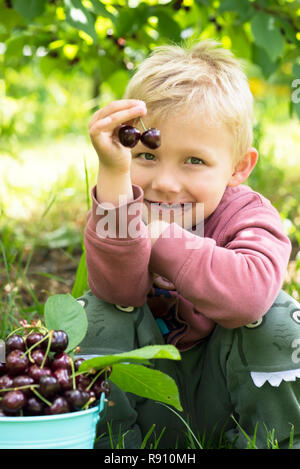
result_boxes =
[149,205,292,328]
[84,185,153,306]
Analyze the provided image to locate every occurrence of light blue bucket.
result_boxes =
[0,393,105,449]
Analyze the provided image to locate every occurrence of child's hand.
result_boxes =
[89,99,147,174]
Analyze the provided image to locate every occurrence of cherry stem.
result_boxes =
[81,396,95,411]
[0,384,39,393]
[31,387,52,407]
[22,331,51,366]
[40,330,53,369]
[139,117,147,132]
[86,368,106,391]
[69,356,76,390]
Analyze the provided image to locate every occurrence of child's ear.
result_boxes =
[228,147,258,187]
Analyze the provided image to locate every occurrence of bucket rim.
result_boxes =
[0,393,105,423]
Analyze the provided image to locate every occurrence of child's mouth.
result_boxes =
[145,200,188,209]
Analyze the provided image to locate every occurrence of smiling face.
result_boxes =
[130,108,246,228]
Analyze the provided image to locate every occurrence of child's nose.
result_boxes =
[151,169,182,194]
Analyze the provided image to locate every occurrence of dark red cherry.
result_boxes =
[25,396,45,415]
[48,396,70,415]
[73,357,85,371]
[51,352,72,371]
[75,373,92,391]
[5,334,26,354]
[12,375,35,396]
[53,368,72,391]
[28,364,52,383]
[2,390,27,415]
[118,125,141,148]
[0,374,13,392]
[39,375,61,398]
[26,332,46,349]
[64,389,89,410]
[141,128,161,149]
[30,348,50,367]
[6,349,29,376]
[49,330,69,353]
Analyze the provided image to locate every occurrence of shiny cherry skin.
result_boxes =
[2,390,27,415]
[6,349,29,376]
[64,389,89,410]
[51,352,72,371]
[39,375,61,398]
[47,396,70,415]
[141,128,161,149]
[5,334,26,354]
[118,125,141,148]
[28,364,52,383]
[26,332,46,348]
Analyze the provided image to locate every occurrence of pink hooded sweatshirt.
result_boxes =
[84,183,291,351]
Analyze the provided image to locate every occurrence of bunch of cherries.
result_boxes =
[118,117,161,149]
[0,322,110,417]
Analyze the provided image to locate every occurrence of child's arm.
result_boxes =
[84,100,155,306]
[149,205,292,329]
[84,184,153,306]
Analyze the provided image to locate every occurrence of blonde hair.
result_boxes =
[123,40,254,162]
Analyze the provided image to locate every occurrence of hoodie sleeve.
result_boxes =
[84,185,153,306]
[149,204,291,328]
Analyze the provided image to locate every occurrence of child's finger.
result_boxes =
[89,99,146,127]
[90,105,147,135]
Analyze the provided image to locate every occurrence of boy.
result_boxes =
[77,40,300,448]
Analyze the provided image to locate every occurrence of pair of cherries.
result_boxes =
[118,118,161,150]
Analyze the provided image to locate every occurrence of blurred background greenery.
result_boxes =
[0,0,300,334]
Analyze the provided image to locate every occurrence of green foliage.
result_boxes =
[44,292,88,352]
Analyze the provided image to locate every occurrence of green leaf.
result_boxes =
[12,0,46,22]
[219,0,253,21]
[89,0,116,23]
[71,250,88,298]
[252,44,279,79]
[155,10,181,42]
[251,12,284,62]
[110,363,183,411]
[78,344,181,371]
[64,0,97,43]
[44,293,88,352]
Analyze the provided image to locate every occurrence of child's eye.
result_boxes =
[186,157,205,165]
[136,152,156,161]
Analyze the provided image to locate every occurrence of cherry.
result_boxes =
[5,334,26,354]
[25,396,44,415]
[51,352,72,372]
[91,377,104,399]
[75,373,92,391]
[12,375,35,396]
[73,357,85,371]
[141,128,161,149]
[28,364,52,383]
[2,390,27,415]
[30,348,50,367]
[118,125,141,147]
[64,389,89,410]
[47,396,70,415]
[39,375,61,398]
[49,330,69,353]
[26,332,45,348]
[0,374,13,392]
[53,368,72,391]
[6,349,29,376]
